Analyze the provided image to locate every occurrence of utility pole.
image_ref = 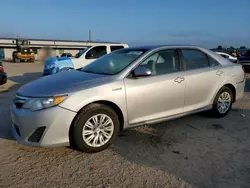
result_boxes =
[88,30,92,42]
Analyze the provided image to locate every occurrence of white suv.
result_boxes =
[43,43,129,76]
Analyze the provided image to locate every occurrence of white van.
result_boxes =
[43,43,129,76]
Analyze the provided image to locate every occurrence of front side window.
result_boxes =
[86,46,107,59]
[75,47,91,58]
[181,49,209,70]
[138,49,180,76]
[81,49,148,75]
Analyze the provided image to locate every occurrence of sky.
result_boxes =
[1,0,250,48]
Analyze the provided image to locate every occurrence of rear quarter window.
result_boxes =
[110,46,125,52]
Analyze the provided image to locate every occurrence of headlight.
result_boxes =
[22,96,67,111]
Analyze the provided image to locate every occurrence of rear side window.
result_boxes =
[110,46,124,52]
[181,49,210,70]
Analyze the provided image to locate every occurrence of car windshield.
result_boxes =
[75,47,91,58]
[80,49,148,75]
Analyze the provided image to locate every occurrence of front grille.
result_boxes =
[13,95,28,109]
[28,127,46,143]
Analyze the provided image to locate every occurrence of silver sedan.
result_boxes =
[11,45,246,153]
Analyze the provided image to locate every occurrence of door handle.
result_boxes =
[216,70,224,76]
[174,77,185,83]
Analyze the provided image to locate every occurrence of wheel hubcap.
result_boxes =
[82,114,114,147]
[217,91,231,114]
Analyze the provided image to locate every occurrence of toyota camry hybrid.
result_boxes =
[11,45,246,153]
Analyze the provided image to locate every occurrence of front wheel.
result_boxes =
[211,86,233,118]
[70,103,120,153]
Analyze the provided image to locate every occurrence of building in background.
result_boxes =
[0,38,120,60]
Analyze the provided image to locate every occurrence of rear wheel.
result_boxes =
[211,86,233,118]
[70,103,120,153]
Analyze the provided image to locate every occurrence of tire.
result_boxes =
[211,86,233,118]
[70,103,120,153]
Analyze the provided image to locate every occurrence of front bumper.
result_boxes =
[10,104,77,147]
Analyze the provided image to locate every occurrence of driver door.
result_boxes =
[124,49,186,125]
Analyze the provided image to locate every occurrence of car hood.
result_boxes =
[17,70,110,97]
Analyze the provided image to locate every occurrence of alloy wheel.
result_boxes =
[217,91,231,114]
[82,114,114,148]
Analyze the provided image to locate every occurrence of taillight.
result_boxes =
[0,66,3,71]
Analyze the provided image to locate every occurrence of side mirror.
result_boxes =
[133,66,152,77]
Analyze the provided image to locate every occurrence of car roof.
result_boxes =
[126,44,203,51]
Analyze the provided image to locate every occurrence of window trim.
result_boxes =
[128,48,182,79]
[85,46,107,59]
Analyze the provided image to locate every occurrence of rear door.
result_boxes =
[179,48,226,112]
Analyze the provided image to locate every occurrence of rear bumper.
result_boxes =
[235,79,246,101]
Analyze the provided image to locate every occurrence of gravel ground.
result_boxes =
[0,61,250,188]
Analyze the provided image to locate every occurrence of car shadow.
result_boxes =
[113,107,250,188]
[111,76,250,188]
[0,69,249,187]
[0,72,42,140]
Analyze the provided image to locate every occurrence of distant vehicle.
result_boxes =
[42,44,129,76]
[11,45,245,153]
[238,50,250,69]
[12,39,35,63]
[61,53,72,58]
[215,52,238,63]
[0,61,7,85]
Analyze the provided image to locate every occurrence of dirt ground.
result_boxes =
[0,61,250,188]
